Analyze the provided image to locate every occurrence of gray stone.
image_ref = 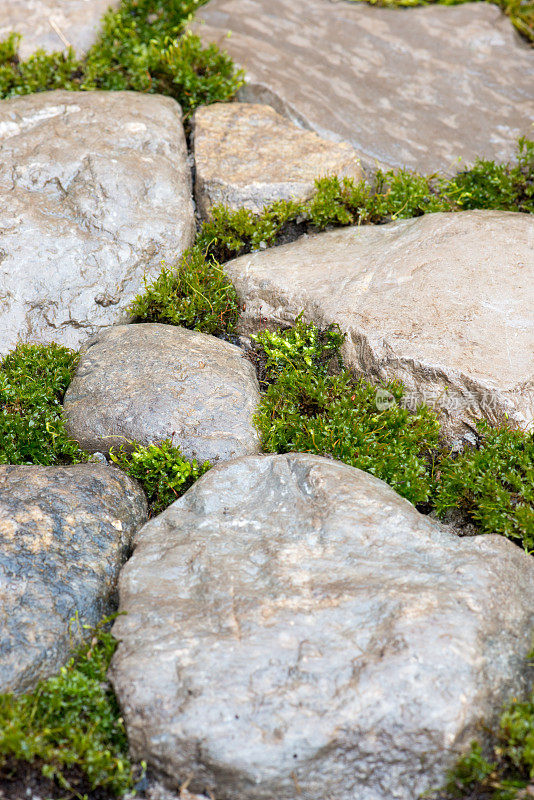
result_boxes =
[224,210,534,436]
[0,463,147,693]
[193,0,534,174]
[63,323,261,463]
[0,0,119,60]
[192,102,363,216]
[0,90,195,356]
[110,453,534,800]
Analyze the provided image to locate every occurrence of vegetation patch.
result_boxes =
[0,343,86,466]
[0,620,136,799]
[129,247,240,337]
[0,0,244,115]
[348,0,534,44]
[434,421,534,552]
[109,439,210,515]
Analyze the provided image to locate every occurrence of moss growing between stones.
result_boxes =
[129,248,240,336]
[435,422,534,551]
[0,0,244,114]
[0,619,136,798]
[252,321,441,506]
[109,439,210,515]
[349,0,534,44]
[0,344,86,466]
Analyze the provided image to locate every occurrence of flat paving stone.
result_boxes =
[0,90,195,356]
[192,102,363,216]
[193,0,534,174]
[224,210,534,439]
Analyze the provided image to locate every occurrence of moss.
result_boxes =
[109,439,210,515]
[0,619,135,798]
[0,343,87,466]
[0,0,244,114]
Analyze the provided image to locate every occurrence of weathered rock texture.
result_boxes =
[0,0,119,60]
[63,324,261,463]
[192,102,363,216]
[0,90,195,356]
[193,0,534,174]
[0,464,147,694]
[111,454,534,800]
[224,210,534,435]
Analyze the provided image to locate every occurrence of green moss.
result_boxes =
[348,0,534,44]
[252,321,441,506]
[109,439,210,515]
[0,343,87,466]
[0,619,135,798]
[129,247,240,336]
[434,421,534,551]
[0,0,244,114]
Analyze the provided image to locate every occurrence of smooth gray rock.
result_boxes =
[224,210,534,437]
[63,324,261,463]
[0,0,119,59]
[111,454,534,800]
[0,90,195,356]
[0,464,147,693]
[193,0,534,174]
[192,102,363,216]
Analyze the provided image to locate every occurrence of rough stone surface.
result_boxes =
[0,90,195,356]
[192,102,363,216]
[224,210,534,435]
[111,453,534,800]
[0,464,147,694]
[193,0,534,174]
[0,0,120,60]
[63,324,262,463]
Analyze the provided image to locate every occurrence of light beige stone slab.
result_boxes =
[0,91,195,356]
[193,0,534,174]
[192,102,363,216]
[111,453,534,800]
[0,0,119,59]
[224,210,534,436]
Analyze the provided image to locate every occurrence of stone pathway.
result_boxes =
[0,1,533,799]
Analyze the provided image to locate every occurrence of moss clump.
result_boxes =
[0,0,244,114]
[0,620,135,798]
[252,321,441,506]
[109,439,210,515]
[129,247,240,336]
[434,421,534,552]
[0,343,86,466]
[349,0,534,45]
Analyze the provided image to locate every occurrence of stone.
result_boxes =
[110,453,534,800]
[0,90,195,357]
[224,210,534,436]
[0,0,119,60]
[192,102,363,216]
[193,0,534,174]
[63,323,261,463]
[0,463,147,694]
